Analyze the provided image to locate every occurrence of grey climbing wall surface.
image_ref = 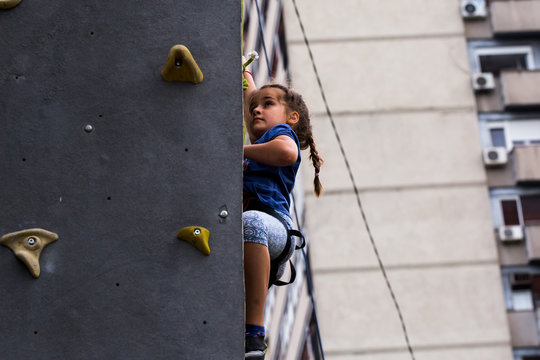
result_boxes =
[0,1,243,359]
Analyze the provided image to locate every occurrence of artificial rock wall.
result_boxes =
[0,1,244,359]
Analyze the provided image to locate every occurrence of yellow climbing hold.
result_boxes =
[0,0,22,9]
[161,45,203,84]
[177,226,210,256]
[0,228,58,278]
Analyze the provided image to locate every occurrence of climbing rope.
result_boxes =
[289,0,416,359]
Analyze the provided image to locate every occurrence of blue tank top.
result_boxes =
[243,124,301,216]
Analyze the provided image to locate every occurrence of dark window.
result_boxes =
[521,194,540,225]
[523,356,540,360]
[490,128,507,147]
[532,275,540,304]
[501,199,520,226]
[479,53,528,75]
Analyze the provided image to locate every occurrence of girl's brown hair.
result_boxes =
[260,84,323,197]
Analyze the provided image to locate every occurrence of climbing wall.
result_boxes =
[0,1,243,359]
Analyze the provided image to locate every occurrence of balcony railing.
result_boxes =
[491,0,540,35]
[501,70,540,109]
[508,311,540,347]
[526,224,540,263]
[514,145,540,183]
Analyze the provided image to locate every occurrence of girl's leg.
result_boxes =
[244,242,270,326]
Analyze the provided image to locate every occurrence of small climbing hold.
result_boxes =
[161,45,203,84]
[0,228,58,278]
[0,0,22,9]
[177,226,210,256]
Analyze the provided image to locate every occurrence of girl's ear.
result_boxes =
[287,111,300,126]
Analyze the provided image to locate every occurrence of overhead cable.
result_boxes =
[289,0,417,358]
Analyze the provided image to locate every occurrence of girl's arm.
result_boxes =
[244,135,298,167]
[243,70,256,118]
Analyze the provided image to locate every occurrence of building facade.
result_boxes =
[244,0,540,359]
[464,1,540,359]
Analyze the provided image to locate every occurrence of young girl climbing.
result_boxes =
[242,69,323,360]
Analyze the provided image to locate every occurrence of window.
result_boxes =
[513,139,540,146]
[533,275,540,306]
[500,195,540,226]
[484,119,540,151]
[508,272,540,311]
[480,53,528,74]
[522,195,540,225]
[475,46,535,74]
[501,199,522,226]
[512,289,534,311]
[490,127,507,147]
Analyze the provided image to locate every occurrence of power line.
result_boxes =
[289,0,417,359]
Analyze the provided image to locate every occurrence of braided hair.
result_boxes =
[260,84,323,197]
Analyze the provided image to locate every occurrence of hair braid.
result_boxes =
[307,135,323,197]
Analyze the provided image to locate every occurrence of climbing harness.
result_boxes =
[243,194,305,288]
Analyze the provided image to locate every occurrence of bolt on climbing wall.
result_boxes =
[0,1,244,359]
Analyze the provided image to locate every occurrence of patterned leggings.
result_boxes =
[243,210,295,279]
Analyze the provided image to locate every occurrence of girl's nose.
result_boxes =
[252,105,262,115]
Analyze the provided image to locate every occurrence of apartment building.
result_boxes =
[244,0,540,359]
[464,1,540,359]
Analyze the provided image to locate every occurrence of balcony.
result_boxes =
[486,145,540,187]
[515,145,540,183]
[508,311,540,347]
[501,70,540,109]
[526,224,540,263]
[491,0,540,36]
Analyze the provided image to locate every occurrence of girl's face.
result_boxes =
[247,88,297,142]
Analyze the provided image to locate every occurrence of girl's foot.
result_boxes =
[245,335,267,359]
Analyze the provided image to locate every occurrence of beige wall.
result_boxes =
[326,346,513,360]
[284,0,512,358]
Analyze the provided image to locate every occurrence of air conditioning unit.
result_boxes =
[461,0,487,19]
[483,147,508,166]
[509,272,532,290]
[499,225,524,243]
[472,73,495,91]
